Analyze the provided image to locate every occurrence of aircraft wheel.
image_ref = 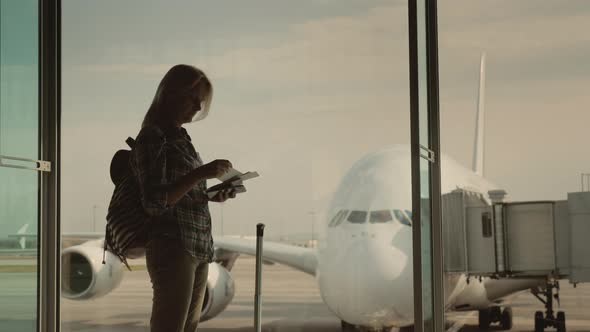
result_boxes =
[500,307,513,330]
[491,306,502,318]
[534,311,544,332]
[556,311,566,332]
[479,308,492,330]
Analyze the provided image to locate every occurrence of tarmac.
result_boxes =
[1,256,589,332]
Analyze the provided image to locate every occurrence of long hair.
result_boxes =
[142,64,213,128]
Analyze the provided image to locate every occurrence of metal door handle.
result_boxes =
[0,154,51,172]
[420,144,436,163]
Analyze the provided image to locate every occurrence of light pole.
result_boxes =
[308,211,316,247]
[92,204,99,232]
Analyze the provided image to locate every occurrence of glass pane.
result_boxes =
[0,0,40,331]
[0,170,38,331]
[439,1,590,331]
[61,1,412,331]
[0,0,39,158]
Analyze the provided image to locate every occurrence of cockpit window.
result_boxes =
[328,211,342,227]
[369,210,393,223]
[334,210,349,227]
[393,209,412,227]
[329,210,349,227]
[404,210,413,221]
[347,210,368,224]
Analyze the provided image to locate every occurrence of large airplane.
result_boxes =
[60,55,550,331]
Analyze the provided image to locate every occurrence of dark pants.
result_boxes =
[146,230,209,332]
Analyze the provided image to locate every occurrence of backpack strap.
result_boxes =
[102,224,109,265]
[126,137,136,149]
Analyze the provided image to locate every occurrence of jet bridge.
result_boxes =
[442,189,590,332]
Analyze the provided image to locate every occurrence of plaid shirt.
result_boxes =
[130,124,214,262]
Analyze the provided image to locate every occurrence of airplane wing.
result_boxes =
[2,223,104,254]
[214,237,318,276]
[61,232,104,239]
[0,248,37,255]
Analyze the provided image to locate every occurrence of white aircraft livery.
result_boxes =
[60,55,546,331]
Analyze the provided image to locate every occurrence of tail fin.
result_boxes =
[472,53,486,176]
[17,224,29,249]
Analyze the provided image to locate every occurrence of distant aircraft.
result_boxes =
[60,55,552,331]
[0,224,37,255]
[0,223,115,256]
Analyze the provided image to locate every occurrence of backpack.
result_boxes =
[103,137,149,270]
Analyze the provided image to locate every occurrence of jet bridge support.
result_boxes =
[442,190,590,332]
[531,280,565,332]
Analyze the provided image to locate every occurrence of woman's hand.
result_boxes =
[168,160,232,206]
[200,159,232,179]
[209,189,236,203]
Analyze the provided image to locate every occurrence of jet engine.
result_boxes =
[62,240,236,322]
[200,262,236,321]
[61,240,126,300]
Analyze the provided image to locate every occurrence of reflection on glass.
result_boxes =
[61,1,413,331]
[0,1,39,331]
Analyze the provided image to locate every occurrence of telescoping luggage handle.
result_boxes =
[254,223,265,332]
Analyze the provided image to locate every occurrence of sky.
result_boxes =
[53,0,590,238]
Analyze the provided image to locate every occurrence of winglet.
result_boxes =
[17,224,29,249]
[473,53,486,176]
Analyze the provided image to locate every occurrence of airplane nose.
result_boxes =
[319,236,415,327]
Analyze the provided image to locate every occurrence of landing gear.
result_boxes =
[479,308,492,330]
[478,306,513,330]
[532,280,567,332]
[500,307,513,330]
[557,312,567,332]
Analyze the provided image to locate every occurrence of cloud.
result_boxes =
[70,4,408,90]
[60,1,590,232]
[438,0,590,84]
[70,0,590,102]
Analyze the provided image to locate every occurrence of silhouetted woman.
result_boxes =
[131,64,234,332]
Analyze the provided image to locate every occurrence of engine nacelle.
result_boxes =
[62,240,236,321]
[200,263,236,322]
[61,241,126,300]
